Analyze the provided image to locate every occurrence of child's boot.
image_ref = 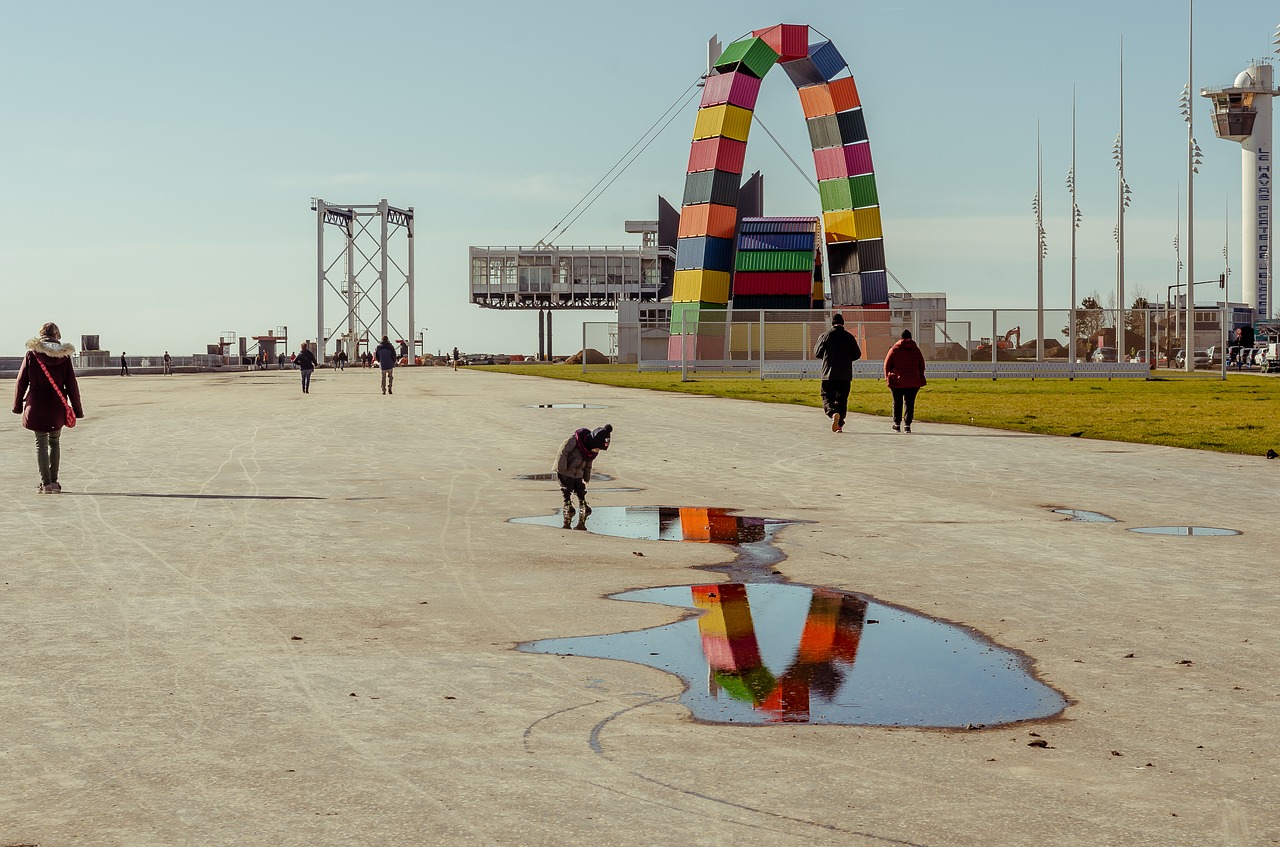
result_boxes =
[577,496,592,517]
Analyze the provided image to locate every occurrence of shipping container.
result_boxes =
[687,136,747,175]
[735,250,815,273]
[683,169,742,207]
[678,202,738,239]
[859,270,889,304]
[854,238,886,272]
[819,178,854,213]
[714,36,780,79]
[732,271,814,296]
[739,217,819,234]
[798,83,837,119]
[670,302,728,335]
[676,235,735,272]
[806,114,841,150]
[699,70,763,111]
[732,294,814,310]
[693,103,753,142]
[781,40,846,86]
[844,141,873,176]
[828,76,860,112]
[736,232,815,251]
[836,108,868,144]
[751,24,809,62]
[848,174,878,209]
[674,269,732,303]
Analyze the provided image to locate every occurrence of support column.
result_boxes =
[316,201,325,361]
[547,311,554,361]
[538,310,545,361]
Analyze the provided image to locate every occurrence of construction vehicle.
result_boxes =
[974,326,1021,359]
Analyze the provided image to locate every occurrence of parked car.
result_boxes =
[1091,347,1118,363]
[1173,349,1210,369]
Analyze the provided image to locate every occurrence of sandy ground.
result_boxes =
[1,365,1276,847]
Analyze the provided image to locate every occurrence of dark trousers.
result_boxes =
[557,473,586,502]
[820,379,851,422]
[891,387,920,425]
[301,368,313,393]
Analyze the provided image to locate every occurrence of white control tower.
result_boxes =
[1202,29,1280,319]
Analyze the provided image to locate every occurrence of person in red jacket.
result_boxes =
[12,322,85,493]
[883,329,927,433]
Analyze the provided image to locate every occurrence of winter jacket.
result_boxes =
[374,341,397,369]
[12,338,84,433]
[295,349,318,370]
[812,325,862,380]
[555,428,597,482]
[884,339,927,389]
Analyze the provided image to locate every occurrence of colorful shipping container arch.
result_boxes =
[674,24,888,339]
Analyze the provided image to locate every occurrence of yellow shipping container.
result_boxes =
[693,104,753,143]
[823,207,883,241]
[673,269,731,304]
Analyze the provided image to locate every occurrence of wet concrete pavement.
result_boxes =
[2,366,1277,846]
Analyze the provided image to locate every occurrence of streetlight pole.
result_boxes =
[1067,88,1081,368]
[1035,123,1046,362]
[1113,41,1131,359]
[1182,0,1199,372]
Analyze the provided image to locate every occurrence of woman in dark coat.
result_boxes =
[883,329,927,433]
[294,341,318,394]
[12,322,85,493]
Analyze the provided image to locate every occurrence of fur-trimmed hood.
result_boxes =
[26,337,77,357]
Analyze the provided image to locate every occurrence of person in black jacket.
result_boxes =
[812,313,862,433]
[294,341,318,394]
[374,335,397,395]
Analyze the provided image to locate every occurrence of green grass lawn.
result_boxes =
[474,364,1280,456]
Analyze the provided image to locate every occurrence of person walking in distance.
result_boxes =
[12,322,84,493]
[812,313,861,433]
[294,341,318,394]
[452,346,460,371]
[884,329,927,433]
[555,424,612,519]
[375,335,397,395]
[162,351,172,375]
[119,352,130,377]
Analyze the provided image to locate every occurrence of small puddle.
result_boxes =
[1127,526,1241,536]
[511,506,796,582]
[527,403,607,409]
[520,583,1067,727]
[1051,508,1117,522]
[517,472,613,482]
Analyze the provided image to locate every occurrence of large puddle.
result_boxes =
[520,582,1067,727]
[1127,526,1241,536]
[1051,508,1116,522]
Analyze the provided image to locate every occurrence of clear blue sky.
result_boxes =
[1,0,1275,357]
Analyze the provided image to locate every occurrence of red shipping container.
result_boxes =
[752,23,809,62]
[732,271,813,297]
[844,141,873,176]
[687,136,747,174]
[700,70,763,110]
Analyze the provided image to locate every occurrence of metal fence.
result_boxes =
[582,306,1248,380]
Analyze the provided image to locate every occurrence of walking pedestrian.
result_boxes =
[295,341,318,394]
[162,351,172,375]
[337,349,347,371]
[375,335,397,394]
[812,313,861,433]
[119,352,130,377]
[555,424,612,518]
[883,329,927,433]
[452,347,460,371]
[12,322,84,494]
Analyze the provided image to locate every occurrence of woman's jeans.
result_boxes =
[35,430,61,485]
[301,368,313,392]
[891,387,920,425]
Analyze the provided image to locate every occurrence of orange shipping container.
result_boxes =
[677,202,738,239]
[798,84,837,119]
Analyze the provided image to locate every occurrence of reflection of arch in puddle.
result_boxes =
[520,582,1067,728]
[1127,526,1241,537]
[510,506,798,582]
[1051,508,1117,522]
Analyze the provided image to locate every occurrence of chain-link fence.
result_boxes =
[583,306,1259,380]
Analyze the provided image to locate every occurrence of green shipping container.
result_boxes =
[714,37,779,80]
[671,301,728,335]
[819,175,879,213]
[734,250,815,272]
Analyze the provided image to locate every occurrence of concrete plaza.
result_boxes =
[2,366,1276,846]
